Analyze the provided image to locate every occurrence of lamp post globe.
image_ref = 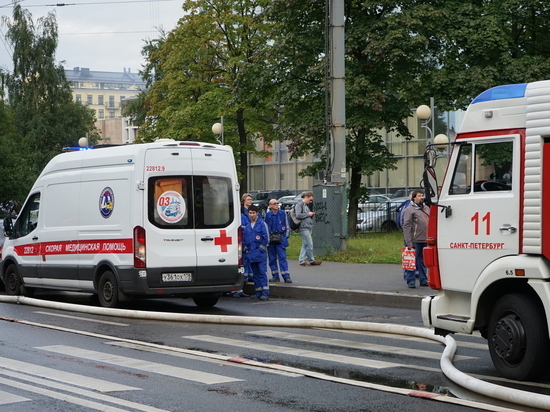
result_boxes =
[212,122,223,135]
[78,137,88,147]
[416,104,431,120]
[434,133,449,150]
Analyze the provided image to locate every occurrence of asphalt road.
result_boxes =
[1,291,549,412]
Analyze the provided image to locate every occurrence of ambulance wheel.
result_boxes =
[192,293,220,308]
[488,293,550,380]
[98,271,119,308]
[5,264,22,295]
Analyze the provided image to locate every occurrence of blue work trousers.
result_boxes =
[268,243,290,280]
[405,243,428,286]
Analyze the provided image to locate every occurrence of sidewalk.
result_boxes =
[242,260,435,310]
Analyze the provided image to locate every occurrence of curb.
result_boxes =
[243,284,425,310]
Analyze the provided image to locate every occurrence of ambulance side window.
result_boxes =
[449,144,472,195]
[15,193,40,237]
[473,141,513,192]
[194,176,233,228]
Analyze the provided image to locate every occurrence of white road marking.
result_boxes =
[0,373,167,412]
[0,356,138,393]
[319,328,488,350]
[247,330,474,360]
[34,311,129,326]
[107,341,303,377]
[0,389,30,405]
[182,335,441,372]
[38,345,243,384]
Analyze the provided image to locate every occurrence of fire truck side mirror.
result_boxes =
[423,166,438,206]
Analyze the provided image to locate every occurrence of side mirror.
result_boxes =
[3,217,13,237]
[423,166,439,206]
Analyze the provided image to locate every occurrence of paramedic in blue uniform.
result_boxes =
[265,198,292,283]
[240,193,254,283]
[243,205,270,300]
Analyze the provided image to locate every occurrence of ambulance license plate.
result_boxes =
[162,273,192,282]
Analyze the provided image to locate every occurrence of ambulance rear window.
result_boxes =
[148,175,233,229]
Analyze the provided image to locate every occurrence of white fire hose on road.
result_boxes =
[1,295,549,411]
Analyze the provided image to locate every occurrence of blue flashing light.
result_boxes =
[471,83,528,104]
[62,146,92,152]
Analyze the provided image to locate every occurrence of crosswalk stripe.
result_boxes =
[247,330,474,361]
[38,345,243,385]
[34,311,129,326]
[107,341,303,377]
[0,356,138,393]
[0,369,168,412]
[0,389,30,405]
[182,335,441,372]
[319,328,488,350]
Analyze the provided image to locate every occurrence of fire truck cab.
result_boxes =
[422,80,550,381]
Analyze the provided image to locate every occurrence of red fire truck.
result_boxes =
[422,80,550,381]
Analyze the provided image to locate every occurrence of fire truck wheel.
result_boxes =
[98,271,120,308]
[488,293,550,380]
[192,293,220,308]
[4,264,21,296]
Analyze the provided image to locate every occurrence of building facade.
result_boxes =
[65,67,144,144]
[247,108,461,196]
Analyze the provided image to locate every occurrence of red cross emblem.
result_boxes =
[214,230,232,252]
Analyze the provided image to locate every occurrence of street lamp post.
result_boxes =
[416,97,434,141]
[212,116,224,145]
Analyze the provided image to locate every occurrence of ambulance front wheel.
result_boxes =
[488,293,550,380]
[98,270,120,308]
[192,293,220,308]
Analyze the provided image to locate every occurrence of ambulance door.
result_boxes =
[39,180,81,289]
[144,148,197,288]
[9,192,42,287]
[437,138,519,292]
[191,148,238,285]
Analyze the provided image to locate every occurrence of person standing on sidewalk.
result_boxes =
[295,191,322,266]
[402,189,429,288]
[265,198,292,283]
[243,205,270,300]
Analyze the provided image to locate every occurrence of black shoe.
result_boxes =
[408,284,416,288]
[269,278,280,283]
[284,278,292,283]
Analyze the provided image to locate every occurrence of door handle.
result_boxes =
[32,236,38,241]
[499,226,517,233]
[201,237,214,241]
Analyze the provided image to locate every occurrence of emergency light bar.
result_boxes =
[471,83,528,104]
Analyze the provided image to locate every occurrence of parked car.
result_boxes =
[251,190,294,214]
[357,194,390,212]
[356,197,409,232]
[279,194,302,210]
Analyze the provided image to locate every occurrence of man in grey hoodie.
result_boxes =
[295,191,322,266]
[402,189,430,288]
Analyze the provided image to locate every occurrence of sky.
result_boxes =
[0,0,185,76]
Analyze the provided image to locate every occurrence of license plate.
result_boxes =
[162,273,192,282]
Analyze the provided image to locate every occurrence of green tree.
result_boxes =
[138,0,276,190]
[2,5,98,198]
[265,0,441,236]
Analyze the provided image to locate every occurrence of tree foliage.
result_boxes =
[0,5,98,204]
[137,0,277,190]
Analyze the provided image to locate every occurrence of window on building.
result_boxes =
[109,110,115,119]
[98,109,104,119]
[120,96,125,101]
[98,95,104,105]
[109,96,115,107]
[76,94,81,103]
[87,95,93,105]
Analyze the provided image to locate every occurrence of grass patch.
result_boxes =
[286,231,403,264]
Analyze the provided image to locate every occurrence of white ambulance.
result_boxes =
[1,140,243,308]
[422,80,550,380]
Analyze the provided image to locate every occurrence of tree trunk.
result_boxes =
[347,165,362,237]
